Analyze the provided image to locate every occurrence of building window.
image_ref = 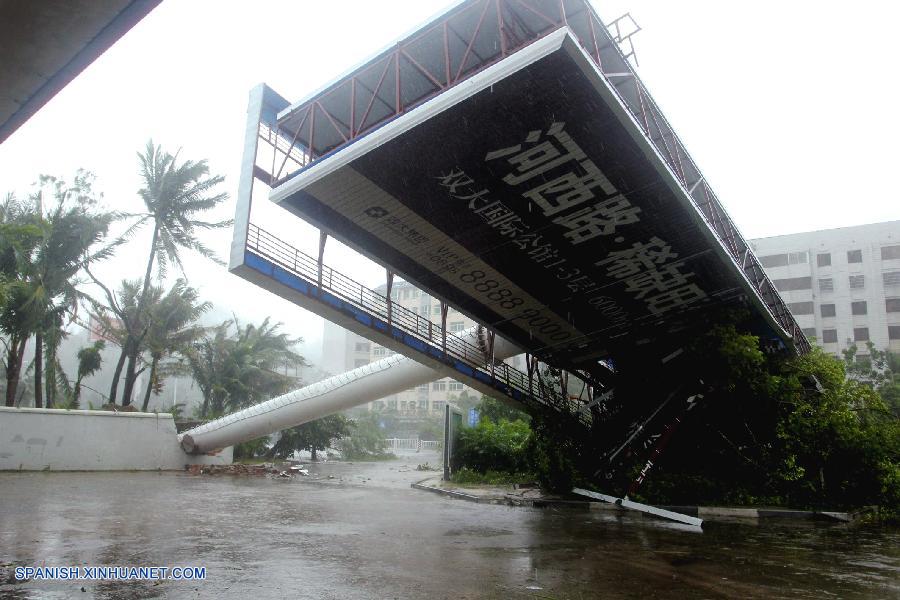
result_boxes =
[854,327,870,342]
[448,382,463,391]
[818,278,834,293]
[449,321,465,332]
[822,329,838,343]
[847,249,863,263]
[884,271,900,287]
[820,303,836,318]
[787,301,814,315]
[373,346,386,356]
[433,401,445,411]
[851,301,867,316]
[760,253,789,268]
[433,305,441,315]
[416,384,428,391]
[773,276,812,292]
[760,252,808,267]
[355,342,370,352]
[882,245,900,261]
[418,399,428,409]
[849,274,865,289]
[817,253,831,267]
[432,381,447,391]
[886,298,900,313]
[354,359,369,368]
[889,326,900,340]
[802,328,817,338]
[421,305,430,314]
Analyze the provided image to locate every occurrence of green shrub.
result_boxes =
[452,418,530,474]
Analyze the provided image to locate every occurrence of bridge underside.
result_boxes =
[226,0,809,488]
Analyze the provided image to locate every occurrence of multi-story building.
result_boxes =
[322,279,527,414]
[321,320,372,375]
[750,220,900,357]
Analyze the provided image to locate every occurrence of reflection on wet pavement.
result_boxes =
[0,451,897,599]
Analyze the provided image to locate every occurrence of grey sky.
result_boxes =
[1,0,898,364]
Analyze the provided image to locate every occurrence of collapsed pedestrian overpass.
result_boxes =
[183,0,808,492]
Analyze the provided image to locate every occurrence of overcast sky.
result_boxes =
[2,0,898,364]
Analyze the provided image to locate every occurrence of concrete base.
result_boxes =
[0,407,232,471]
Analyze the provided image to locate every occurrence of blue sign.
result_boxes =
[467,408,479,427]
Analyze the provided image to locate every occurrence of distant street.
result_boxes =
[1,451,897,599]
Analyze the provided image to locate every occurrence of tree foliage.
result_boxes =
[1,173,117,407]
[338,413,392,460]
[185,317,305,418]
[478,395,530,424]
[268,414,352,460]
[632,327,900,517]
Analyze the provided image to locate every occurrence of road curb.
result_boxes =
[411,479,854,522]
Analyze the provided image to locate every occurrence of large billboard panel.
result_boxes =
[271,31,768,369]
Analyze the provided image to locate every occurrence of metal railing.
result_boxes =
[245,224,589,424]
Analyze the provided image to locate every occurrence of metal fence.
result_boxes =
[383,438,442,450]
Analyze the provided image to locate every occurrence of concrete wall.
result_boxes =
[0,407,231,471]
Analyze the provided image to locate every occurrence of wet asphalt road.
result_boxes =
[0,451,897,599]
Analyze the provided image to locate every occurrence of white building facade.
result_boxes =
[750,220,900,357]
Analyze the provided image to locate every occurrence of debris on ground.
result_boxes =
[185,464,279,476]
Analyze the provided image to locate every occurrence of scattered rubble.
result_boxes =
[185,463,279,476]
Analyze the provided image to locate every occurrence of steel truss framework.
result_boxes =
[261,0,809,354]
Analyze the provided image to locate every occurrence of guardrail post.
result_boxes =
[317,230,327,291]
[488,330,495,379]
[385,270,394,327]
[440,302,448,354]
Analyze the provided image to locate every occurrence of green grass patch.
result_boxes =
[450,466,534,486]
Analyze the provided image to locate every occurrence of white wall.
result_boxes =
[0,407,231,471]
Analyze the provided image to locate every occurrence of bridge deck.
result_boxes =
[236,224,590,425]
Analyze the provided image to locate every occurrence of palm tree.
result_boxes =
[72,340,105,408]
[1,176,115,407]
[186,318,306,418]
[185,322,231,418]
[0,195,41,406]
[116,141,230,406]
[220,317,305,413]
[140,279,210,411]
[86,279,143,405]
